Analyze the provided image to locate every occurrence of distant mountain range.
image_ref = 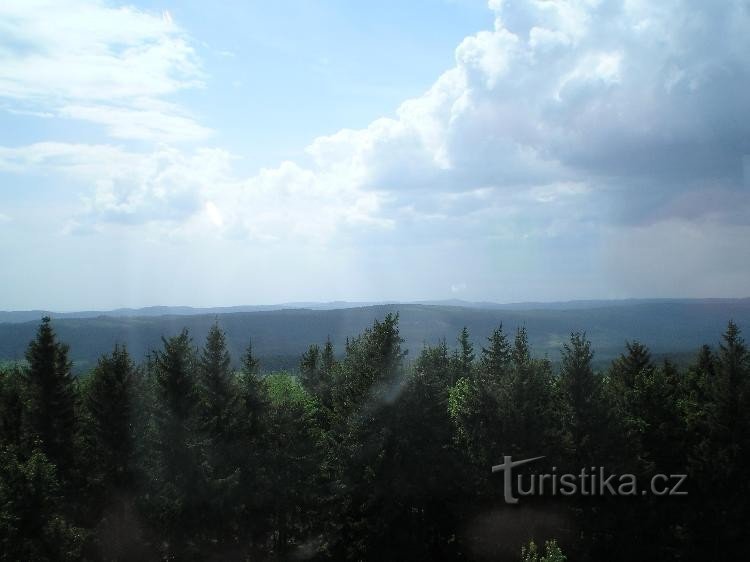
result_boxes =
[1,299,748,373]
[2,298,747,323]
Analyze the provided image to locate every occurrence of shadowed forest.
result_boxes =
[1,313,748,561]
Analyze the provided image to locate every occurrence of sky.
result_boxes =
[1,0,749,311]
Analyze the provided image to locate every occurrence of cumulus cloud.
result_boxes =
[0,0,206,141]
[6,0,748,233]
[0,142,391,243]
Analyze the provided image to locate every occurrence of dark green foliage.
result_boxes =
[154,329,197,425]
[260,374,324,556]
[478,324,512,384]
[521,539,567,562]
[300,339,338,428]
[384,343,467,560]
[2,313,749,561]
[416,339,452,387]
[452,326,475,384]
[197,323,235,439]
[682,321,750,559]
[559,332,607,465]
[237,338,266,434]
[141,329,205,556]
[0,366,25,448]
[333,312,406,418]
[82,345,137,490]
[23,317,78,479]
[0,447,83,561]
[321,336,337,374]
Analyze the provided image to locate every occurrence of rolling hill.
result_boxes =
[1,299,748,373]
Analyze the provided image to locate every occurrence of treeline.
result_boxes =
[0,314,748,561]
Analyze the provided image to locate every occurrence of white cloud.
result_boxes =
[0,0,206,141]
[59,100,211,142]
[2,0,749,300]
[298,0,750,233]
[0,142,391,243]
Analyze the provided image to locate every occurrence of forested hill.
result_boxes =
[1,299,749,372]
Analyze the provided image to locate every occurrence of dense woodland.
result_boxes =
[0,313,748,561]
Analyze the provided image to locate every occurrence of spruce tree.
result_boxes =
[559,332,604,466]
[84,345,137,490]
[299,344,321,395]
[24,317,77,479]
[235,339,269,550]
[238,339,264,431]
[146,329,202,555]
[155,329,197,426]
[455,326,474,383]
[479,324,512,385]
[321,337,337,375]
[711,321,748,442]
[330,314,407,559]
[417,339,451,387]
[512,326,531,368]
[0,365,25,449]
[197,323,234,438]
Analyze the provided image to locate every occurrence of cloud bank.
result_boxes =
[1,0,749,303]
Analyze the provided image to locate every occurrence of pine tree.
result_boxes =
[559,332,604,466]
[330,313,408,559]
[478,324,512,386]
[321,337,337,374]
[392,344,466,559]
[608,340,656,467]
[154,330,197,426]
[454,327,474,383]
[611,340,653,392]
[299,344,321,395]
[507,329,559,458]
[241,339,259,377]
[706,321,747,558]
[195,324,243,548]
[146,329,202,554]
[84,345,137,489]
[262,374,323,556]
[512,326,531,369]
[333,313,406,417]
[24,317,77,479]
[234,339,270,551]
[417,339,451,387]
[696,344,716,379]
[197,323,234,438]
[711,321,748,442]
[315,337,338,413]
[0,365,25,449]
[449,325,515,472]
[238,339,265,432]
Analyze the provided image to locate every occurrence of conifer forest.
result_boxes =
[1,314,748,561]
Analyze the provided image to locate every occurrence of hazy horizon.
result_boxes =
[2,295,749,316]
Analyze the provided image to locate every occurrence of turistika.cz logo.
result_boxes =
[491,456,688,504]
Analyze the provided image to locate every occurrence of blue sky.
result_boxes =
[1,0,749,311]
